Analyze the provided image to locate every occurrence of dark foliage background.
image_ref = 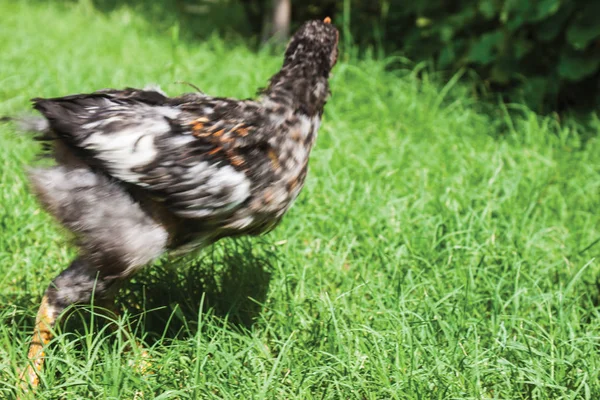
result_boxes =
[92,0,600,113]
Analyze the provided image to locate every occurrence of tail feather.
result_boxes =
[1,115,50,134]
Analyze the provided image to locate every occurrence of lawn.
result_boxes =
[1,1,600,399]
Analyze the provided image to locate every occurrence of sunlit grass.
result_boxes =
[1,1,600,399]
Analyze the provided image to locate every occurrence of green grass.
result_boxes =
[1,1,600,399]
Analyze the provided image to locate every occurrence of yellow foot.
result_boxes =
[20,295,56,396]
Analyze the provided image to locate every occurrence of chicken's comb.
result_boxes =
[324,17,331,24]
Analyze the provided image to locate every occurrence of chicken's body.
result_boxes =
[32,85,322,271]
[19,19,339,389]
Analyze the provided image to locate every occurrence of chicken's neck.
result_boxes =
[262,61,330,117]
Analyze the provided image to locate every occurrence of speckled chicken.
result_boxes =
[19,18,338,388]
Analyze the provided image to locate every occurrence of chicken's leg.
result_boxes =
[21,257,118,390]
[22,295,56,388]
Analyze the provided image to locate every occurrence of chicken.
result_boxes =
[18,18,338,388]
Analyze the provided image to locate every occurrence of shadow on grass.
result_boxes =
[2,238,275,345]
[117,238,275,341]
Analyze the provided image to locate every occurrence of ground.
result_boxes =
[1,1,599,399]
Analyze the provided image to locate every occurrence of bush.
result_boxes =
[321,0,600,113]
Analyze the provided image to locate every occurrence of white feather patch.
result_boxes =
[181,162,251,213]
[82,107,179,183]
[225,215,254,229]
[84,130,158,184]
[212,165,251,208]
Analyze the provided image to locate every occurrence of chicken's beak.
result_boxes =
[324,17,331,24]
